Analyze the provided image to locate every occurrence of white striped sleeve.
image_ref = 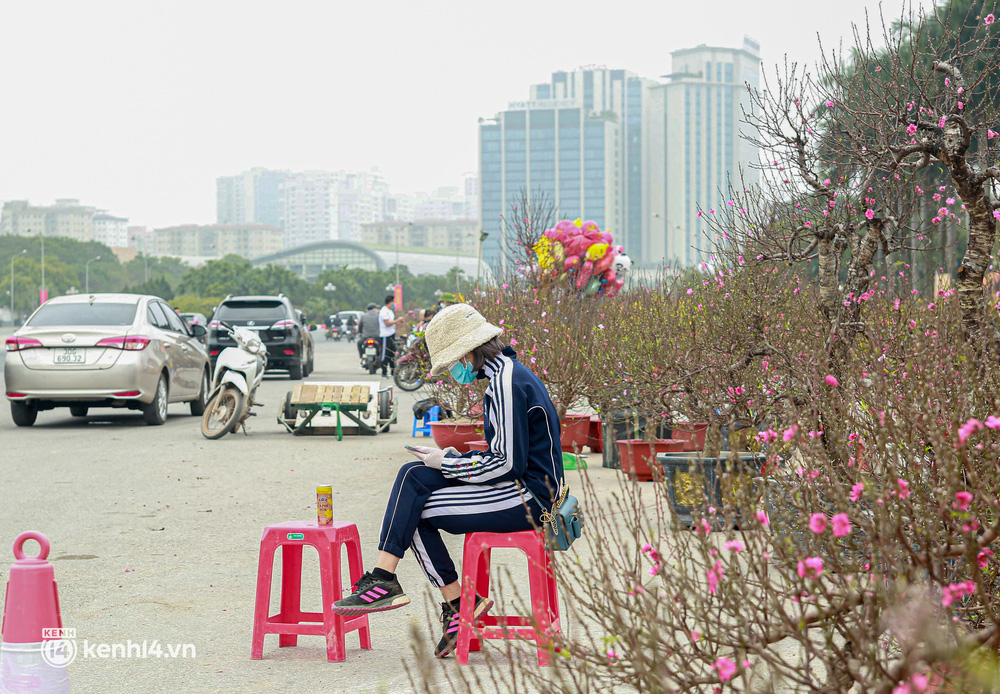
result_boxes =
[440,357,528,484]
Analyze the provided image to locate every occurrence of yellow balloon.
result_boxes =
[573,218,583,227]
[586,243,609,261]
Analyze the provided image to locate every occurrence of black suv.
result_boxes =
[208,294,316,379]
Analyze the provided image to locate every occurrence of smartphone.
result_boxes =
[404,445,423,452]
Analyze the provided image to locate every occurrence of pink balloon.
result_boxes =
[576,260,594,289]
[600,231,613,244]
[564,255,581,271]
[593,253,614,275]
[604,269,618,284]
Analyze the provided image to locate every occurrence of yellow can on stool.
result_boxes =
[316,485,333,525]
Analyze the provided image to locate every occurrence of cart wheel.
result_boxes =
[283,390,296,422]
[378,390,392,431]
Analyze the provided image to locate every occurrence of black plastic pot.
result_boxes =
[659,452,763,528]
[600,409,672,469]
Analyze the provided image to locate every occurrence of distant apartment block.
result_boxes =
[0,199,130,246]
[360,219,479,255]
[153,224,284,260]
[478,42,761,269]
[336,170,390,242]
[645,38,762,267]
[479,66,649,270]
[219,167,398,248]
[216,168,286,228]
[278,171,340,248]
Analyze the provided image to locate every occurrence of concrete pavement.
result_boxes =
[0,336,616,693]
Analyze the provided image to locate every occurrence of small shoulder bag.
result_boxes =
[520,480,583,551]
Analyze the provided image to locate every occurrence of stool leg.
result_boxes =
[469,547,491,652]
[320,540,345,662]
[345,535,372,650]
[527,546,553,667]
[546,553,560,631]
[251,540,276,659]
[456,542,481,665]
[278,544,304,648]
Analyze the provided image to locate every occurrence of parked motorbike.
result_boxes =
[201,323,266,439]
[360,336,380,375]
[394,328,428,392]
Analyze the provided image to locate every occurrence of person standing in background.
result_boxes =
[379,294,403,377]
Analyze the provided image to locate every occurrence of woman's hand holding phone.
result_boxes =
[404,444,458,470]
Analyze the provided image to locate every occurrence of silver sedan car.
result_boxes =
[4,293,210,427]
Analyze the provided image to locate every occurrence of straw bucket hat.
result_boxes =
[425,303,503,377]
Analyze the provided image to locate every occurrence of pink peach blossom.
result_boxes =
[797,556,824,579]
[831,513,851,537]
[825,375,839,386]
[714,657,737,682]
[850,482,865,502]
[953,491,973,510]
[809,514,828,534]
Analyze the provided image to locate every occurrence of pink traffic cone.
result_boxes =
[0,532,71,694]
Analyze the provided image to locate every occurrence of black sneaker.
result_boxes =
[434,594,493,658]
[330,571,410,616]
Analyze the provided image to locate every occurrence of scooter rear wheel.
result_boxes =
[393,362,424,391]
[201,386,244,439]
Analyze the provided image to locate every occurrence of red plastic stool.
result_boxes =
[251,520,371,662]
[455,531,560,666]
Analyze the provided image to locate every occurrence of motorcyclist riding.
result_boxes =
[358,303,381,359]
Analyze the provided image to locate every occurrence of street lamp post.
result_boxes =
[10,249,26,326]
[85,255,101,294]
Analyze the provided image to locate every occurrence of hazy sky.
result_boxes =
[0,0,906,229]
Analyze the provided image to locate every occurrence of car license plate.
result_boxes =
[365,347,377,356]
[54,348,85,364]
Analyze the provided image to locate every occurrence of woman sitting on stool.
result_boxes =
[331,303,564,658]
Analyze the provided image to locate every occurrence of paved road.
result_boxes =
[0,335,611,693]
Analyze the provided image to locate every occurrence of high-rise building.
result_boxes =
[479,67,650,271]
[336,170,390,242]
[217,168,287,228]
[278,171,341,249]
[645,38,761,267]
[0,199,129,246]
[463,173,479,220]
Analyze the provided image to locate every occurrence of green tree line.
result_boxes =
[2,235,473,323]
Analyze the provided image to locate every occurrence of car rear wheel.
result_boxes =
[190,371,209,416]
[289,362,303,380]
[70,406,89,418]
[11,401,37,427]
[142,375,169,425]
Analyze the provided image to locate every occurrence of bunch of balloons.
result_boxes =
[532,218,627,297]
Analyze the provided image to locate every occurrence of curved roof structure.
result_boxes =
[252,240,387,280]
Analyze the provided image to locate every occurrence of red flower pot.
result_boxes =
[430,421,485,453]
[560,414,591,453]
[588,417,603,453]
[616,439,687,481]
[671,422,709,451]
[467,439,489,452]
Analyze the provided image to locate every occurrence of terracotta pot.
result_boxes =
[467,439,489,452]
[560,414,591,453]
[616,439,687,481]
[588,417,603,453]
[671,422,709,451]
[430,421,485,453]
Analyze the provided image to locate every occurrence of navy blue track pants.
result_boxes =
[378,461,541,587]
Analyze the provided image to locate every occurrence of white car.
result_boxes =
[4,293,210,426]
